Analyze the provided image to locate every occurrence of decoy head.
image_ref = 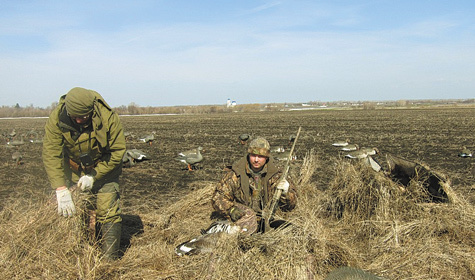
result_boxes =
[238,134,250,145]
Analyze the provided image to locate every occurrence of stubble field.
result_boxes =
[0,107,474,279]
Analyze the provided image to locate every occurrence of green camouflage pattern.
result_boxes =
[212,155,297,232]
[247,137,271,157]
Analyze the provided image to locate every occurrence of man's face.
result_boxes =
[69,113,91,125]
[249,153,268,171]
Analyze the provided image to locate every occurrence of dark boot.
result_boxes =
[101,222,121,260]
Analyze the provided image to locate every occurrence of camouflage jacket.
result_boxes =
[42,91,126,189]
[212,155,297,219]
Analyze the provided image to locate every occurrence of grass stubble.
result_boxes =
[1,150,474,279]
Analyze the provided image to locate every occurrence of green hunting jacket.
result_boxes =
[43,91,126,189]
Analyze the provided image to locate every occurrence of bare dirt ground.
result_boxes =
[2,108,473,207]
[0,107,474,279]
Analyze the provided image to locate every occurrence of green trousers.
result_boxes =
[86,181,122,224]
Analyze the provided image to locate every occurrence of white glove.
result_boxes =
[276,178,290,194]
[78,175,94,191]
[56,188,76,217]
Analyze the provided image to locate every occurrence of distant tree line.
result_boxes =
[0,99,473,118]
[0,102,276,118]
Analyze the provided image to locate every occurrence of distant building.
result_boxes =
[226,99,237,108]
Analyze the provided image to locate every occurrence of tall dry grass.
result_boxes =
[1,151,474,279]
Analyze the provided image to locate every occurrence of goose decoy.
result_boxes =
[122,149,149,167]
[340,144,359,151]
[8,129,16,139]
[7,135,25,147]
[271,146,286,153]
[288,134,296,146]
[122,152,133,167]
[360,147,379,156]
[344,150,368,159]
[458,146,472,158]
[124,131,136,142]
[175,220,244,256]
[363,156,382,172]
[12,151,22,165]
[332,139,349,147]
[238,134,250,145]
[274,149,297,161]
[127,148,149,161]
[29,138,43,144]
[344,149,382,172]
[139,131,156,146]
[175,146,204,171]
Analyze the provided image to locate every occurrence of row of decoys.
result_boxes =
[333,139,473,159]
[332,138,380,159]
[239,133,298,162]
[123,131,156,146]
[2,128,43,144]
[3,129,45,166]
[332,139,382,172]
[172,133,299,172]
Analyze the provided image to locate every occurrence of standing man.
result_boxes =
[43,87,126,260]
[212,137,297,234]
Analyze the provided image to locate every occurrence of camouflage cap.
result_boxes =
[65,87,95,116]
[248,137,270,157]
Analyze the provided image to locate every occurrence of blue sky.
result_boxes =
[1,0,474,108]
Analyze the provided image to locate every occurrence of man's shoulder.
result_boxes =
[230,156,248,174]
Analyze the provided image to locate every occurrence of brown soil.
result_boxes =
[3,108,473,205]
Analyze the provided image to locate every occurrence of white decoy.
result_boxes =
[458,146,472,158]
[175,146,204,171]
[340,144,359,151]
[175,220,244,256]
[271,146,286,153]
[332,139,349,147]
[274,150,297,161]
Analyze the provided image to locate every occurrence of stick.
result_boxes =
[263,126,301,232]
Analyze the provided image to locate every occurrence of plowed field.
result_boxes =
[1,107,474,211]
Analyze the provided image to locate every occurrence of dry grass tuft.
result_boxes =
[1,151,474,279]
